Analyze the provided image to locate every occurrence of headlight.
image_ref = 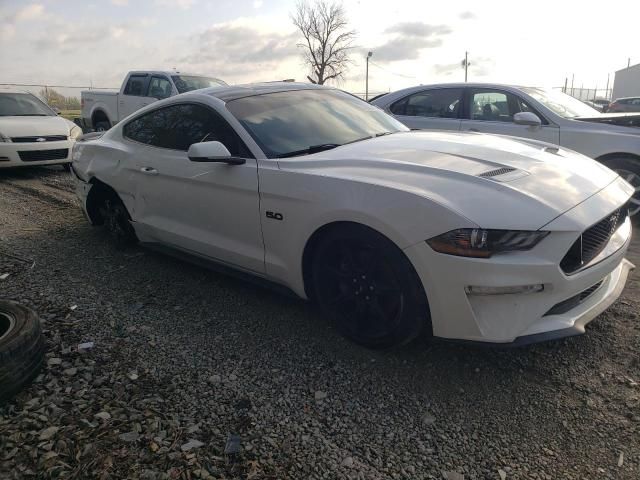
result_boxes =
[427,228,549,258]
[70,125,82,140]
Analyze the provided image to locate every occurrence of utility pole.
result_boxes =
[463,51,469,82]
[570,73,574,96]
[563,77,567,93]
[605,74,610,99]
[365,51,373,101]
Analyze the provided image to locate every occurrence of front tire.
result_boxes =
[310,224,430,349]
[94,120,111,132]
[601,156,640,217]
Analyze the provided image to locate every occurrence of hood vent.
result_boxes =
[478,167,516,178]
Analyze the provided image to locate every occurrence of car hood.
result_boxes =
[0,116,73,138]
[574,112,640,128]
[281,131,622,230]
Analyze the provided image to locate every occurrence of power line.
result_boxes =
[368,61,418,79]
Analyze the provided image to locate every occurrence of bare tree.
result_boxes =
[292,1,356,85]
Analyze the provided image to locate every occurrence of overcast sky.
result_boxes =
[1,0,638,97]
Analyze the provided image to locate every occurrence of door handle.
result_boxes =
[140,167,158,175]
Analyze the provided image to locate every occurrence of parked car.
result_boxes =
[607,97,640,113]
[0,88,82,169]
[584,98,610,112]
[371,83,640,215]
[71,83,634,349]
[80,71,226,132]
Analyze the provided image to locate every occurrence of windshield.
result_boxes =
[0,93,55,117]
[522,88,600,118]
[172,75,227,93]
[226,88,408,158]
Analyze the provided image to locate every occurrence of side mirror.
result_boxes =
[52,107,61,115]
[187,141,246,165]
[514,112,542,127]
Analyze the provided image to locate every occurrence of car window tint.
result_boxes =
[123,103,249,156]
[390,89,462,118]
[148,76,172,99]
[124,76,147,96]
[471,91,514,122]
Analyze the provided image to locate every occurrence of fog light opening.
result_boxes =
[465,284,545,295]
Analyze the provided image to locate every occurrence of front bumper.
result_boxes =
[0,140,72,168]
[404,179,635,344]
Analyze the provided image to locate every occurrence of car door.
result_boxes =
[388,87,463,131]
[123,102,264,274]
[118,74,150,121]
[460,88,559,145]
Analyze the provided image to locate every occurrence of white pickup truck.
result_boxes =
[80,71,226,131]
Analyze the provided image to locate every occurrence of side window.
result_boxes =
[148,76,173,100]
[123,104,250,156]
[470,91,513,122]
[123,75,147,96]
[391,89,462,118]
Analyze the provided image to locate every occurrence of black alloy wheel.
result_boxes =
[311,225,429,349]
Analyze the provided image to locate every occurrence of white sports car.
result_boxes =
[71,83,635,348]
[0,88,82,169]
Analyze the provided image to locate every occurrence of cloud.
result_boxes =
[156,0,196,9]
[170,18,299,80]
[373,37,444,62]
[370,21,452,63]
[384,22,452,37]
[459,11,476,20]
[13,3,44,22]
[253,0,264,8]
[111,0,129,6]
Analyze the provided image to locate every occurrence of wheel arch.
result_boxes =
[300,220,420,300]
[596,152,640,163]
[85,177,121,225]
[91,108,110,128]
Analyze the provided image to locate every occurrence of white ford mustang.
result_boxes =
[71,83,635,348]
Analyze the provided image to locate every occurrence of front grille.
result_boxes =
[11,135,67,143]
[543,281,603,316]
[18,149,69,162]
[560,206,628,274]
[478,167,516,178]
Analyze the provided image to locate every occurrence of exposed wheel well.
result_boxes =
[91,110,110,129]
[85,178,119,225]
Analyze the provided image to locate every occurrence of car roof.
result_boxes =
[196,82,332,102]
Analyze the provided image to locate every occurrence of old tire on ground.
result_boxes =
[310,224,430,349]
[0,301,45,404]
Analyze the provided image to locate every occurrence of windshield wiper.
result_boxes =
[276,143,342,158]
[275,133,390,159]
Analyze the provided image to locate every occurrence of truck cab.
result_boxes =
[80,71,226,132]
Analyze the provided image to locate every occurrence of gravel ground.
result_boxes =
[0,166,639,480]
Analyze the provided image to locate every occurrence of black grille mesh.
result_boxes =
[18,149,69,162]
[560,206,628,274]
[478,167,517,178]
[543,281,603,316]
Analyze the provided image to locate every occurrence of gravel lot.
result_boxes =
[0,167,639,480]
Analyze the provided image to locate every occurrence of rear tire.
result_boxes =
[310,224,430,349]
[0,301,45,404]
[98,193,137,248]
[600,156,640,217]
